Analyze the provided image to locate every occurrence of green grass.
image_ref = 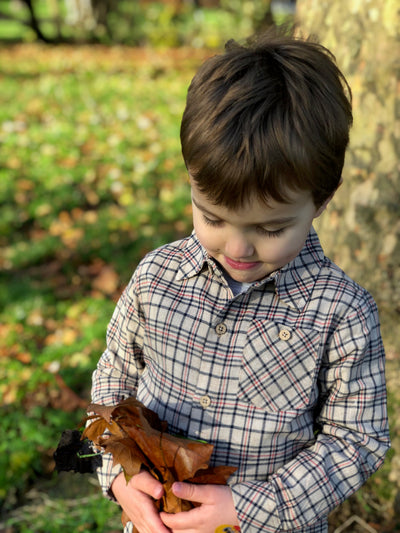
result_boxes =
[4,473,122,533]
[0,44,202,528]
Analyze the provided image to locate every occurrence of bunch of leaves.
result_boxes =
[82,397,236,529]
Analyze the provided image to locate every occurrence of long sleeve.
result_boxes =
[91,271,146,498]
[92,270,146,405]
[230,295,390,532]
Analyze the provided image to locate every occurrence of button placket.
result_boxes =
[195,317,230,415]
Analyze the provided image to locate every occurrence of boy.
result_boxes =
[91,29,390,533]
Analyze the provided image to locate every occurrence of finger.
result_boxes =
[130,470,164,500]
[113,473,170,533]
[130,497,171,533]
[172,482,210,504]
[160,506,202,530]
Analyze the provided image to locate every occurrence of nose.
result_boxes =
[225,230,255,259]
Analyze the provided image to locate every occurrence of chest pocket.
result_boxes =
[238,321,321,412]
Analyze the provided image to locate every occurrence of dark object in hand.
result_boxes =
[54,429,102,474]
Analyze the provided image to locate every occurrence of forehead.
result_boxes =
[191,181,314,224]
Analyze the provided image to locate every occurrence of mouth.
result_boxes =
[224,256,260,271]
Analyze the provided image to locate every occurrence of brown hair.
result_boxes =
[180,28,352,208]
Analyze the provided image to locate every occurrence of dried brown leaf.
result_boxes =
[112,397,167,432]
[86,403,115,422]
[160,469,182,513]
[189,465,238,485]
[81,415,124,445]
[81,397,237,522]
[99,436,145,479]
[111,399,214,481]
[122,423,213,481]
[81,417,110,444]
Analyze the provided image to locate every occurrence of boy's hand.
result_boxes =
[111,471,171,533]
[160,482,240,533]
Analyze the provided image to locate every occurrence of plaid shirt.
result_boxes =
[91,228,390,533]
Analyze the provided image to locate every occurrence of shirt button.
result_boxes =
[279,329,291,341]
[199,395,211,409]
[215,323,227,335]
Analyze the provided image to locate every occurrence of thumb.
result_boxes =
[172,482,209,504]
[130,470,164,500]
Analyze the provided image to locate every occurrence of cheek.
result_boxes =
[279,228,311,260]
[193,218,219,251]
[196,227,220,252]
[259,233,305,264]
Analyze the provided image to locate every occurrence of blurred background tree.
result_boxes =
[297,0,400,357]
[0,0,295,46]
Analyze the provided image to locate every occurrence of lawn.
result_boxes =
[0,43,207,531]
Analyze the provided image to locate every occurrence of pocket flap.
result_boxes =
[238,321,321,411]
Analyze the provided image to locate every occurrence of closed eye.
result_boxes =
[203,212,286,237]
[256,227,285,238]
[203,215,224,227]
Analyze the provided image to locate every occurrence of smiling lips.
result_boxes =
[224,256,260,270]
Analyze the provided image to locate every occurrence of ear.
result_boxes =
[314,197,331,219]
[313,178,342,219]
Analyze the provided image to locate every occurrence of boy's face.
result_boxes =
[191,180,328,283]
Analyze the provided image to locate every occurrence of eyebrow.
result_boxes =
[191,197,297,227]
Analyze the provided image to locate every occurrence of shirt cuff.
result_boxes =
[96,452,124,501]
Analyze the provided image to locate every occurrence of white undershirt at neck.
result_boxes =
[222,270,252,296]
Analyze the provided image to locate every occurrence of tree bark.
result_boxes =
[296,0,400,356]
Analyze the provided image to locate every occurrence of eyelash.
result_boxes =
[203,216,222,227]
[257,227,285,238]
[202,216,285,238]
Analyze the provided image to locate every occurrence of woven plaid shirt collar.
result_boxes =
[176,227,324,311]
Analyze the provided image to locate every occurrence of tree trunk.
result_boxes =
[21,0,50,42]
[296,0,400,356]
